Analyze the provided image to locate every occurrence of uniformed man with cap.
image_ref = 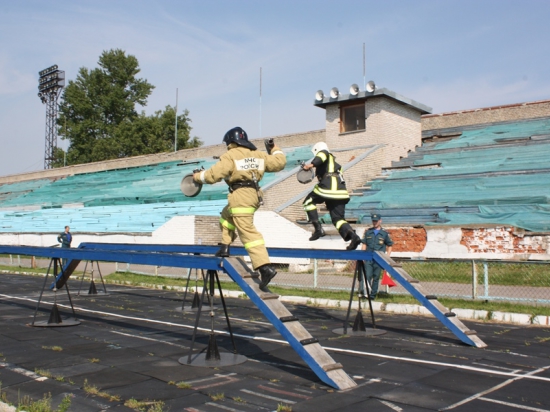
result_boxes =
[361,213,393,299]
[194,127,286,290]
[301,142,361,250]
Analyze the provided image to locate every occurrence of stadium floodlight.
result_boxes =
[315,90,324,101]
[39,64,58,78]
[38,64,65,169]
[366,80,376,93]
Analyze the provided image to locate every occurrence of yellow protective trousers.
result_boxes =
[218,187,269,270]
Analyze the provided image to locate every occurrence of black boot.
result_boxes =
[309,221,326,241]
[258,264,277,290]
[215,244,230,257]
[346,232,361,250]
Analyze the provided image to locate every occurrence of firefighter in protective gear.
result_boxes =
[194,127,286,289]
[301,142,362,250]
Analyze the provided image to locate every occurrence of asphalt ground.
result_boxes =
[1,273,550,412]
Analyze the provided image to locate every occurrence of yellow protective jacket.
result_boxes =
[196,143,286,188]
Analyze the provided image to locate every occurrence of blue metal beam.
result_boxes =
[78,242,374,261]
[0,245,222,271]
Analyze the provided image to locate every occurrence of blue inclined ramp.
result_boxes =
[221,257,357,390]
[372,252,487,348]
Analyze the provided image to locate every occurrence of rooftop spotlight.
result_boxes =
[315,90,324,101]
[366,80,376,93]
[330,87,339,99]
[349,83,359,96]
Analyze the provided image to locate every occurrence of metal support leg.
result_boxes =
[333,261,386,337]
[95,261,108,294]
[181,269,245,367]
[30,258,80,327]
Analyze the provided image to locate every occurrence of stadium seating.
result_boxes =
[346,117,550,232]
[0,146,313,233]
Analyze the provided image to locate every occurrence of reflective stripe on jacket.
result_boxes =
[312,150,349,200]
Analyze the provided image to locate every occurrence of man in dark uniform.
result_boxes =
[301,142,361,250]
[361,214,393,299]
[193,127,286,290]
[57,225,72,266]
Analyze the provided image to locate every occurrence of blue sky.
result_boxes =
[1,0,550,177]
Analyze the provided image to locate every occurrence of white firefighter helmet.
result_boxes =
[311,142,329,156]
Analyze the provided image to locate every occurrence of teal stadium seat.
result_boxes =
[347,118,550,231]
[0,146,313,233]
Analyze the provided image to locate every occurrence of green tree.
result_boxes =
[51,146,66,168]
[114,106,201,158]
[58,49,201,165]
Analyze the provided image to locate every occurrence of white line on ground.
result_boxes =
[479,397,550,412]
[240,389,296,404]
[471,362,521,372]
[0,362,47,381]
[440,365,550,410]
[2,293,550,385]
[205,402,243,411]
[324,345,550,383]
[109,330,189,348]
[379,400,404,411]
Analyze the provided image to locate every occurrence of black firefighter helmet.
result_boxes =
[223,127,257,150]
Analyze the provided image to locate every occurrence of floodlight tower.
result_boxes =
[38,65,65,169]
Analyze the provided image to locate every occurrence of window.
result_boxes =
[340,104,365,133]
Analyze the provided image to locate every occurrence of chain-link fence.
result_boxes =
[395,259,550,305]
[1,255,549,305]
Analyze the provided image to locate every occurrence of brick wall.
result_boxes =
[325,96,422,168]
[353,225,550,258]
[386,227,427,253]
[460,227,550,255]
[422,99,550,131]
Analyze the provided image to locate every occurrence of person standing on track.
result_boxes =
[57,225,72,266]
[361,213,393,299]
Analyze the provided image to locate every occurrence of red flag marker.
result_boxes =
[381,271,396,287]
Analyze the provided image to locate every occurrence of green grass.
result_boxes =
[0,264,50,275]
[376,293,550,316]
[402,261,550,287]
[0,264,83,277]
[107,271,191,287]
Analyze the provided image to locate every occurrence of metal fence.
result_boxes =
[1,255,549,306]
